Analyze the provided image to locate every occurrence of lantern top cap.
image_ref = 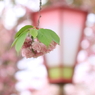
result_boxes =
[40,3,88,13]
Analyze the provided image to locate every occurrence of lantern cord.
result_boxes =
[37,0,42,28]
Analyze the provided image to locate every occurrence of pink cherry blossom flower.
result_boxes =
[32,41,42,52]
[48,41,57,51]
[33,52,44,58]
[21,37,57,58]
[21,48,34,58]
[40,43,48,53]
[32,41,48,53]
[22,37,32,48]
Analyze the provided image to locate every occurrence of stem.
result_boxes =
[37,0,42,28]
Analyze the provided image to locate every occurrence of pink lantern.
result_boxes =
[31,4,88,83]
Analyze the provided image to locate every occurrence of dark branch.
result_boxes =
[37,0,42,28]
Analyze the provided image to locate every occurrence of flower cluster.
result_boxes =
[21,37,57,58]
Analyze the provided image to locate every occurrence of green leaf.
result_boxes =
[37,29,53,46]
[11,37,18,47]
[30,29,38,38]
[15,25,33,38]
[15,31,28,53]
[37,29,60,46]
[44,29,60,44]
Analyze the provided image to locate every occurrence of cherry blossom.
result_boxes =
[21,37,57,58]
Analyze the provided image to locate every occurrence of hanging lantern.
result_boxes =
[31,4,88,83]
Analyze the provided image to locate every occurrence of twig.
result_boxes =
[37,0,42,28]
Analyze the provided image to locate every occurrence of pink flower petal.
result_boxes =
[21,48,35,58]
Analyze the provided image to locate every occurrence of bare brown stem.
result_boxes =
[37,0,42,28]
